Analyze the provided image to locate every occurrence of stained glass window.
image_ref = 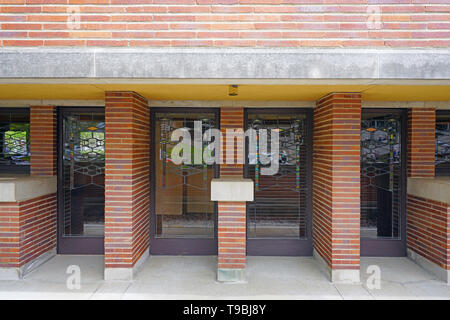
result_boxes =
[0,109,30,172]
[436,111,450,176]
[361,111,403,239]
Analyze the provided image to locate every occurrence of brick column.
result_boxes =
[408,108,436,178]
[30,105,56,176]
[220,107,244,176]
[104,91,150,281]
[217,107,246,281]
[313,93,361,283]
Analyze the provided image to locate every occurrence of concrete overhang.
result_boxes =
[1,48,449,80]
[0,48,449,102]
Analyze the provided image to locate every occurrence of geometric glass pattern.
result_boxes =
[435,111,450,175]
[246,112,308,239]
[361,112,402,239]
[155,112,217,238]
[63,114,105,190]
[0,110,30,167]
[62,112,105,237]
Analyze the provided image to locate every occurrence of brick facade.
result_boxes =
[220,107,244,176]
[217,106,246,281]
[104,91,150,280]
[30,105,56,176]
[313,93,361,282]
[407,108,436,178]
[0,194,57,270]
[1,2,448,48]
[407,194,450,271]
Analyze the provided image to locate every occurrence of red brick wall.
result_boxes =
[30,105,56,176]
[1,1,448,48]
[407,194,450,271]
[218,201,246,270]
[408,108,436,178]
[104,91,150,270]
[0,193,57,268]
[313,93,361,271]
[218,107,246,271]
[220,107,244,177]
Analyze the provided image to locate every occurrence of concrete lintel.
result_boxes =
[0,48,449,80]
[313,249,361,284]
[104,250,149,281]
[211,178,254,202]
[217,268,246,282]
[407,249,450,284]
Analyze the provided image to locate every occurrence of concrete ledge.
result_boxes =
[211,178,253,202]
[407,248,450,284]
[313,249,361,284]
[0,48,449,80]
[407,177,450,204]
[0,175,57,202]
[0,267,21,280]
[217,268,246,282]
[104,250,149,281]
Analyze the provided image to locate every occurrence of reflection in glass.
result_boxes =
[436,111,450,175]
[62,112,105,237]
[155,112,216,238]
[361,112,402,239]
[246,113,308,239]
[0,110,30,167]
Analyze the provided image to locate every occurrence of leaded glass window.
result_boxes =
[436,111,450,176]
[0,109,30,172]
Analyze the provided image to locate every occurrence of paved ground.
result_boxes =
[0,255,449,299]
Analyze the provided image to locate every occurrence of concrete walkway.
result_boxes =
[0,256,449,300]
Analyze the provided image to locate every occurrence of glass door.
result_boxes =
[360,109,406,256]
[150,108,219,255]
[57,108,105,254]
[245,109,313,256]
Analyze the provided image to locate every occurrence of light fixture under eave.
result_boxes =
[228,85,238,96]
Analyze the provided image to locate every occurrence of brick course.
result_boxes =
[218,107,246,274]
[313,93,361,273]
[1,1,449,47]
[0,193,57,268]
[30,105,56,176]
[220,107,244,176]
[104,91,150,271]
[407,194,450,271]
[408,108,436,178]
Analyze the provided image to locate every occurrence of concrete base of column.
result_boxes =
[104,250,149,281]
[0,248,56,280]
[407,248,450,284]
[313,249,360,284]
[217,268,246,282]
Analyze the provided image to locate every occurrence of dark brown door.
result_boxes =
[150,108,219,255]
[244,109,313,256]
[360,109,407,256]
[57,108,105,254]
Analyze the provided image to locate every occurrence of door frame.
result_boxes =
[360,108,407,257]
[57,107,105,254]
[149,107,220,255]
[244,108,314,256]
